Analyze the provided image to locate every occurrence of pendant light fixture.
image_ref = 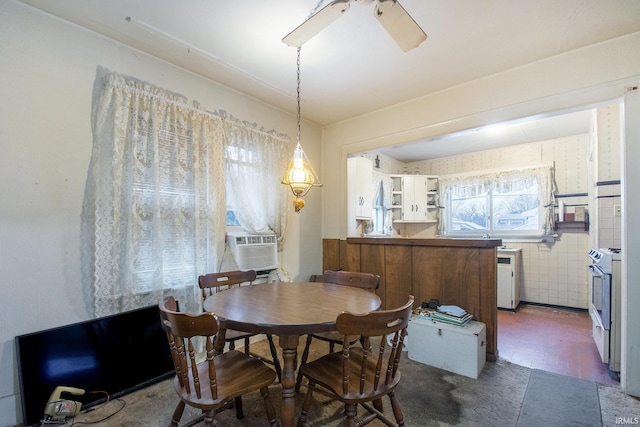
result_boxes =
[281,46,322,213]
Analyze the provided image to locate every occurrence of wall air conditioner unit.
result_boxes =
[227,233,278,273]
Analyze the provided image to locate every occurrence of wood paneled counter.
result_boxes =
[322,237,502,360]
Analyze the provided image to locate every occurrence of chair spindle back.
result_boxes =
[159,296,219,400]
[335,296,414,397]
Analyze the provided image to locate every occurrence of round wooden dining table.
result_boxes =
[203,281,381,427]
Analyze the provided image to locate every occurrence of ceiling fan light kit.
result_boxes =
[282,0,427,51]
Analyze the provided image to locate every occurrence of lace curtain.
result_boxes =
[372,171,394,235]
[84,73,226,317]
[221,112,290,245]
[438,165,557,235]
[372,171,393,209]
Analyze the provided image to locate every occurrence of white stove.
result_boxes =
[587,247,621,375]
[588,248,621,273]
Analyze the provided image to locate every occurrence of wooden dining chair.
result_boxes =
[158,296,278,427]
[295,270,380,392]
[198,270,282,382]
[296,296,414,427]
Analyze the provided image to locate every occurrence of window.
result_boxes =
[88,73,288,317]
[221,124,289,236]
[449,183,540,232]
[130,117,203,293]
[369,171,394,235]
[87,72,226,317]
[224,144,253,227]
[371,184,387,234]
[440,166,555,237]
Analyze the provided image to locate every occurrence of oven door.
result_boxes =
[588,264,611,329]
[588,264,611,363]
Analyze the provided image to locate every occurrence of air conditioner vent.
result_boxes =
[227,233,277,271]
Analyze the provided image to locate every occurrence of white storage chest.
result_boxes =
[407,317,486,379]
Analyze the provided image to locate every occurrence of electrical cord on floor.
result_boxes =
[69,391,126,425]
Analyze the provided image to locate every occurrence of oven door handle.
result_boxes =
[587,264,604,277]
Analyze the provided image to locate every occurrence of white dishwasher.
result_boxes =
[497,248,521,309]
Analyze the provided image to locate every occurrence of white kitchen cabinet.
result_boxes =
[390,175,438,222]
[347,156,373,221]
[407,318,486,379]
[497,248,521,310]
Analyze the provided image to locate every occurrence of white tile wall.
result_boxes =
[597,105,622,182]
[517,237,590,308]
[597,183,622,249]
[595,104,622,250]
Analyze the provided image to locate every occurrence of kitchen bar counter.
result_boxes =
[322,237,502,359]
[347,236,502,247]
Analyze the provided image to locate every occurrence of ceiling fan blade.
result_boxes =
[282,0,351,47]
[374,0,427,51]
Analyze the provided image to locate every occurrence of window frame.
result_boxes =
[440,166,554,239]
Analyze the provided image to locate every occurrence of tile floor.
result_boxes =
[497,303,620,385]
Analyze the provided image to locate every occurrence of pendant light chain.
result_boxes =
[296,46,302,144]
[281,24,322,212]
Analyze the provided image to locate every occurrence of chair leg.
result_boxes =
[234,396,244,419]
[203,409,215,427]
[266,334,282,382]
[170,401,185,427]
[260,386,278,427]
[295,334,314,392]
[297,381,316,427]
[388,391,406,426]
[344,403,357,427]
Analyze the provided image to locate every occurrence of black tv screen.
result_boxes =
[15,305,174,426]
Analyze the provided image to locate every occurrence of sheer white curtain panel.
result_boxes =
[221,113,290,244]
[85,73,225,317]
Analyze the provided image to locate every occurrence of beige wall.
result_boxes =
[0,3,323,425]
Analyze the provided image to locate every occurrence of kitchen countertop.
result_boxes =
[497,247,522,252]
[348,236,503,248]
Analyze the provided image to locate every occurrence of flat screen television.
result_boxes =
[15,304,174,426]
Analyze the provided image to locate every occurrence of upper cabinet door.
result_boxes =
[402,175,428,221]
[347,157,373,221]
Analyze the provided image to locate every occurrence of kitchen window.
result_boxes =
[369,171,394,236]
[439,165,556,238]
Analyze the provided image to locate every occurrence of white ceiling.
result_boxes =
[376,108,598,163]
[17,0,639,160]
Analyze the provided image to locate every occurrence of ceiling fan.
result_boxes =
[282,0,427,52]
